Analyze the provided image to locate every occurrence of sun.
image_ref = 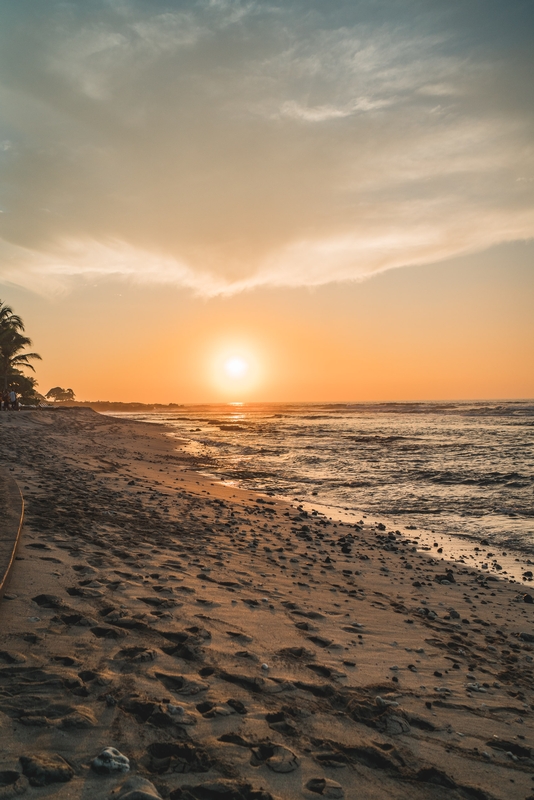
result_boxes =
[208,340,265,399]
[224,356,249,379]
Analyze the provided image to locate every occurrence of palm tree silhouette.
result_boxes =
[0,300,42,392]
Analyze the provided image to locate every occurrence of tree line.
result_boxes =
[0,299,41,401]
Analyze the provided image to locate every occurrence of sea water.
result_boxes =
[111,401,534,561]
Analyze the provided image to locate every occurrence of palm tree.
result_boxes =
[0,301,24,333]
[0,300,42,392]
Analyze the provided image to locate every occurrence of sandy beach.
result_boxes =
[0,408,533,800]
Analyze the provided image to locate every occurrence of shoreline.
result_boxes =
[193,476,534,590]
[295,500,534,588]
[194,479,534,588]
[0,408,533,800]
[103,405,534,574]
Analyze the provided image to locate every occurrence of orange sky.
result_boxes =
[0,2,533,402]
[6,242,533,403]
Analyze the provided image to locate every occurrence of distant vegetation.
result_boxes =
[46,387,76,402]
[53,400,182,412]
[0,299,42,401]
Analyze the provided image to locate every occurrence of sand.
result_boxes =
[0,408,533,800]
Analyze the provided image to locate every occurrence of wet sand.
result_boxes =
[0,408,533,800]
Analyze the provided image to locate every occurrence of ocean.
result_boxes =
[110,401,534,560]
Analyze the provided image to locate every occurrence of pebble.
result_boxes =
[375,695,399,708]
[466,683,487,693]
[92,747,130,775]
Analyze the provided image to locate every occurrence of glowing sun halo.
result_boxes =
[224,356,249,379]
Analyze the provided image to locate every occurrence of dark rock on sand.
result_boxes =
[19,754,74,786]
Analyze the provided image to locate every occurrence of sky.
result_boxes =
[0,0,533,402]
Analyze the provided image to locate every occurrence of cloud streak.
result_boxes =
[0,0,532,295]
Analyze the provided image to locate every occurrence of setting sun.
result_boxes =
[224,356,249,379]
[206,340,265,399]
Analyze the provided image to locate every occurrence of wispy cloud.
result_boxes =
[0,1,532,295]
[276,97,391,121]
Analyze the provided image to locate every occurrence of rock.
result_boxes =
[384,715,411,736]
[375,695,399,708]
[0,771,29,798]
[466,682,486,693]
[19,755,74,787]
[306,778,344,798]
[250,743,300,773]
[523,593,533,604]
[92,747,130,775]
[111,777,160,800]
[434,570,455,584]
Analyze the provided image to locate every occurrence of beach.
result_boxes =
[0,408,533,800]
